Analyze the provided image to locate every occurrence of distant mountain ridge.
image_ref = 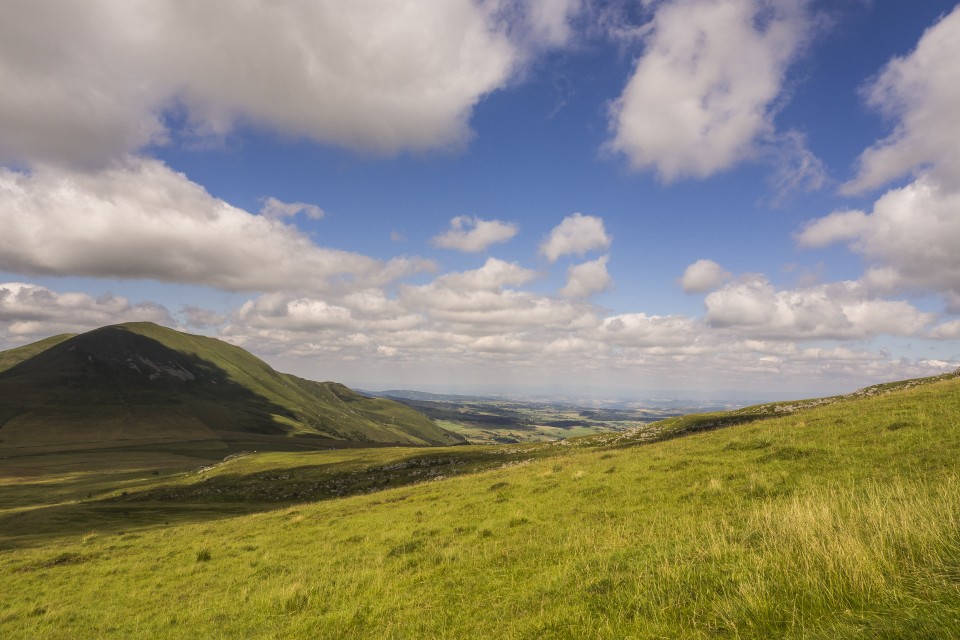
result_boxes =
[366,389,500,403]
[0,322,463,455]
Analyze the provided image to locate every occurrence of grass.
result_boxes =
[436,418,622,444]
[0,333,75,374]
[3,374,960,637]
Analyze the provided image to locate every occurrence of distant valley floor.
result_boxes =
[366,390,722,444]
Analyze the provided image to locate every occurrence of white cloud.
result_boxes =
[680,259,731,293]
[0,2,170,170]
[401,285,587,331]
[796,210,869,248]
[228,289,425,343]
[237,294,355,332]
[801,6,960,310]
[181,306,227,329]
[800,178,960,308]
[539,213,611,262]
[395,257,598,335]
[560,255,612,298]
[704,276,933,340]
[190,250,942,392]
[844,5,960,194]
[0,0,540,168]
[519,0,583,47]
[432,258,538,291]
[260,197,325,221]
[0,159,432,293]
[929,320,960,340]
[607,0,811,181]
[468,333,533,354]
[600,312,701,349]
[431,216,519,252]
[0,282,171,342]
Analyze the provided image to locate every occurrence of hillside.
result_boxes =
[0,322,463,454]
[2,369,960,637]
[0,333,75,374]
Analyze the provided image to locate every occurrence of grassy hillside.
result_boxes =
[0,323,462,452]
[2,371,960,637]
[0,333,75,374]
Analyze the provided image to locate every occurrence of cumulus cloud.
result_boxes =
[230,289,425,341]
[260,197,325,221]
[223,263,598,364]
[207,266,950,393]
[0,282,171,342]
[680,259,731,293]
[219,259,569,353]
[600,312,701,349]
[560,255,612,298]
[431,216,519,252]
[211,248,939,384]
[844,5,960,193]
[607,0,812,181]
[799,179,960,308]
[796,210,869,248]
[929,320,960,340]
[0,159,432,293]
[0,0,539,169]
[237,295,356,332]
[181,306,228,329]
[432,258,538,291]
[391,258,597,337]
[125,286,960,389]
[704,276,933,340]
[401,283,589,332]
[0,2,169,170]
[801,8,960,310]
[539,213,611,262]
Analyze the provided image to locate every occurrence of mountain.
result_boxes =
[0,322,464,454]
[0,332,75,374]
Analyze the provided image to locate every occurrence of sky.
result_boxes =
[2,0,960,400]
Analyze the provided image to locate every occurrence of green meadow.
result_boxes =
[3,373,960,638]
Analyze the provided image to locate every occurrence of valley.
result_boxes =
[368,389,711,444]
[3,353,960,638]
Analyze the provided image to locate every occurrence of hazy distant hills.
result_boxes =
[0,322,463,454]
[369,389,502,403]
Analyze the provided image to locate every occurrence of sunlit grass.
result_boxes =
[3,376,960,637]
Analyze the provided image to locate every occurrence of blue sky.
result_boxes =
[2,1,960,399]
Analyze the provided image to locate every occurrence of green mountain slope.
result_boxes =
[0,322,462,453]
[0,333,75,374]
[3,369,960,637]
